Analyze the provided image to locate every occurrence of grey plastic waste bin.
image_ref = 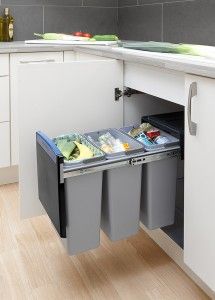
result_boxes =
[36,131,105,255]
[64,171,103,255]
[141,157,178,229]
[85,128,144,241]
[120,124,179,230]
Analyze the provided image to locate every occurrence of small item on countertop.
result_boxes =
[136,133,154,146]
[73,31,92,38]
[92,35,119,41]
[120,41,215,59]
[73,31,83,37]
[34,32,89,41]
[2,8,14,42]
[154,136,169,145]
[0,17,3,42]
[146,128,160,140]
[82,32,93,38]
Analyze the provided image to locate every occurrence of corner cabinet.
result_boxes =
[184,75,215,292]
[18,58,123,218]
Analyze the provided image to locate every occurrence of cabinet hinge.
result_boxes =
[115,87,143,101]
[115,88,123,101]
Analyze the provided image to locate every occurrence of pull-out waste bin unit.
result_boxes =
[36,125,180,256]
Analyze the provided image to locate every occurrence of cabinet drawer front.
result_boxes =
[11,52,63,64]
[0,122,10,168]
[0,76,10,122]
[124,62,185,106]
[0,54,9,76]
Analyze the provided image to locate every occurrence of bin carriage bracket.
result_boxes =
[36,131,180,239]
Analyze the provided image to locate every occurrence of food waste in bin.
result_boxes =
[120,122,179,152]
[128,123,169,145]
[85,128,144,159]
[98,132,130,154]
[53,133,105,165]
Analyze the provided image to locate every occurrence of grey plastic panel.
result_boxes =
[140,157,178,230]
[85,128,144,159]
[64,171,103,255]
[101,164,142,241]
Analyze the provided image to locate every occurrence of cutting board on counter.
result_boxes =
[25,40,118,46]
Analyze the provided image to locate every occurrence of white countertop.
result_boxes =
[1,41,215,78]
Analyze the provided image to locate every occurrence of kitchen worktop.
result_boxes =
[1,41,215,78]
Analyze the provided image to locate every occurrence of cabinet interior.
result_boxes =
[124,91,184,249]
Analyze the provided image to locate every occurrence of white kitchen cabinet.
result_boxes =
[64,51,76,61]
[0,76,10,122]
[124,62,185,106]
[64,50,111,62]
[75,52,112,61]
[18,59,123,218]
[0,54,9,76]
[0,122,10,168]
[184,75,215,292]
[10,52,64,166]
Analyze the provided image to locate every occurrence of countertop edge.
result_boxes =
[1,42,215,79]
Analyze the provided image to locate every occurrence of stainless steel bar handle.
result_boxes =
[20,59,55,64]
[187,82,197,136]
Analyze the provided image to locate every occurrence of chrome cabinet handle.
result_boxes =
[187,82,197,136]
[20,59,55,64]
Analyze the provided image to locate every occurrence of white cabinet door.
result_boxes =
[0,54,9,76]
[10,52,63,166]
[0,76,10,122]
[18,59,123,218]
[184,75,215,292]
[0,122,10,168]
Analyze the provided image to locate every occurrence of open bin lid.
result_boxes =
[120,124,180,152]
[84,128,145,159]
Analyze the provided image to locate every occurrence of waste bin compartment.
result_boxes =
[101,164,142,241]
[120,123,180,230]
[142,111,184,158]
[85,128,144,241]
[36,131,105,255]
[85,128,144,158]
[121,124,179,152]
[64,172,103,255]
[141,156,178,229]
